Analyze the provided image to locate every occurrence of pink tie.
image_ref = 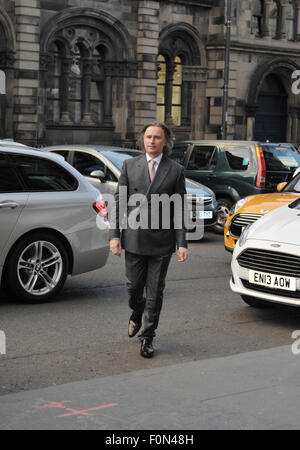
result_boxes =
[149,159,156,181]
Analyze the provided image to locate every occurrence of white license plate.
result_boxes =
[190,211,213,219]
[249,270,296,291]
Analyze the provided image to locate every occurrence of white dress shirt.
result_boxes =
[146,152,163,174]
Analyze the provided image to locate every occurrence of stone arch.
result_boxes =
[40,7,135,62]
[246,58,300,141]
[0,7,16,54]
[159,22,206,67]
[40,7,137,144]
[247,58,300,108]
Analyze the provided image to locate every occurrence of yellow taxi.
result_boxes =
[224,169,300,252]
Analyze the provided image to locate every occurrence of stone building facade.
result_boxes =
[0,0,300,147]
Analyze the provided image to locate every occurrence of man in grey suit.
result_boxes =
[109,122,188,358]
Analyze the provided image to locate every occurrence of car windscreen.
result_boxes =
[261,145,300,171]
[101,151,140,171]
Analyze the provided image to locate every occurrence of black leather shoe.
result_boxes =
[128,319,141,338]
[140,338,154,358]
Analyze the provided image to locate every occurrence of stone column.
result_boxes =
[60,58,72,125]
[165,62,176,126]
[39,52,52,144]
[80,57,94,125]
[103,62,113,127]
[288,106,300,143]
[135,0,160,133]
[181,81,190,127]
[295,0,300,40]
[278,0,288,39]
[183,66,208,137]
[14,0,40,145]
[0,70,6,138]
[246,105,258,141]
[262,0,272,38]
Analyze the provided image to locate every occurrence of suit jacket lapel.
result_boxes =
[136,154,151,192]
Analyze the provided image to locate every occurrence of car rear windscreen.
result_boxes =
[261,144,300,187]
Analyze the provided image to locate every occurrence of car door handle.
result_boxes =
[208,174,216,179]
[0,201,19,209]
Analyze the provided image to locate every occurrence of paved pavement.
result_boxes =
[0,344,300,430]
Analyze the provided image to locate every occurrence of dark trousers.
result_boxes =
[125,251,172,339]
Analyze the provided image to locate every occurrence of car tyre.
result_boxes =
[213,198,233,234]
[4,232,69,304]
[241,295,273,309]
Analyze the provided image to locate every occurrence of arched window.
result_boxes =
[44,21,127,128]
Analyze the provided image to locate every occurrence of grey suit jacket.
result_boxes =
[109,153,188,256]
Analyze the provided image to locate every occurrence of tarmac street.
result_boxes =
[1,232,300,430]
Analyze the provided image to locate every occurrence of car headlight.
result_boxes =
[229,197,248,216]
[238,223,252,247]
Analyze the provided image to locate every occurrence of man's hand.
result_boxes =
[110,238,122,256]
[177,247,188,262]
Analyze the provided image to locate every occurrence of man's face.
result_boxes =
[143,125,166,158]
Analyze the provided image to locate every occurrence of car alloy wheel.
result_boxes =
[17,240,63,296]
[4,233,68,303]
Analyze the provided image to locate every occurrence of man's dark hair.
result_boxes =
[137,121,174,156]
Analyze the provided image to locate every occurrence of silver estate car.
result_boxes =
[43,145,218,233]
[0,145,109,303]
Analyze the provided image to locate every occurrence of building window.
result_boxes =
[156,54,182,126]
[45,25,116,127]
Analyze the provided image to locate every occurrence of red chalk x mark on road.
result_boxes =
[57,403,118,418]
[38,400,118,418]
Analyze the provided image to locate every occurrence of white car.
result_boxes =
[0,144,110,303]
[230,199,300,308]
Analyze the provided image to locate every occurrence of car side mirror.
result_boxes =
[90,170,105,181]
[277,182,287,192]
